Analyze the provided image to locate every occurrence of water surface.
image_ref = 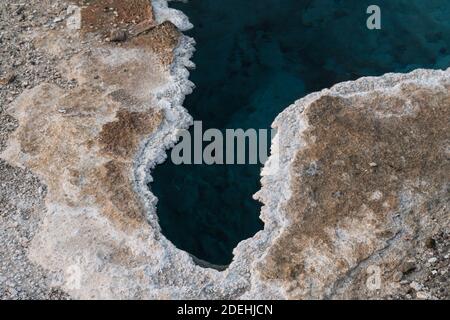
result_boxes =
[151,0,450,265]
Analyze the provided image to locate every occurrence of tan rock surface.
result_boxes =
[257,78,449,299]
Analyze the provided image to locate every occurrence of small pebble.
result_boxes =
[401,260,416,274]
[428,257,438,264]
[425,237,437,249]
[416,291,429,300]
[109,29,127,42]
[410,281,422,291]
[393,271,403,282]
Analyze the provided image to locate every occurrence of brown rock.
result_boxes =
[75,0,154,35]
[129,21,181,66]
[0,73,15,85]
[393,271,404,282]
[425,237,437,249]
[129,20,157,38]
[401,261,417,274]
[110,29,127,42]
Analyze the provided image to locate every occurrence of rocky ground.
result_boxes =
[1,0,195,300]
[0,0,75,299]
[390,231,449,300]
[0,0,448,300]
[0,0,72,150]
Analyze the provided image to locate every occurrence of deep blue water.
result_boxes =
[151,0,450,266]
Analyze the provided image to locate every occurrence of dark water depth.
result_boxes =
[151,0,450,266]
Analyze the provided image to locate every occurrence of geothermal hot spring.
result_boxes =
[151,0,450,266]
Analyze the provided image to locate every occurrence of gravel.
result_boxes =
[0,0,72,300]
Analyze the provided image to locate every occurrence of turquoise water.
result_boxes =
[151,0,450,266]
